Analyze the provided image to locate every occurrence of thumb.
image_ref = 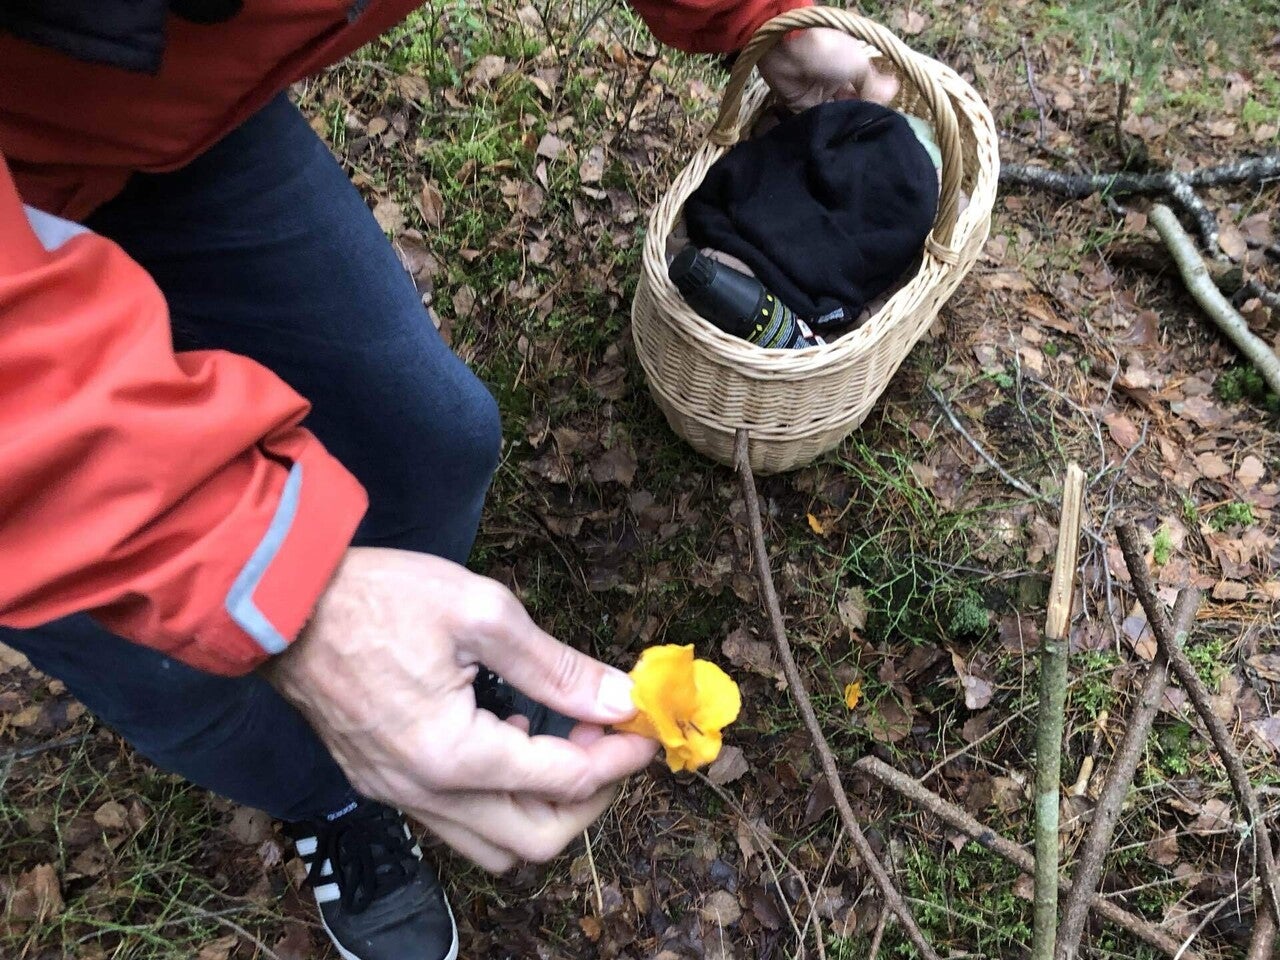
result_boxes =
[458,592,638,725]
[861,67,899,106]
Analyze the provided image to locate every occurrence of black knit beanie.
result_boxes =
[683,99,938,327]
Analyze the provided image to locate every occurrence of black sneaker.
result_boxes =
[472,666,576,738]
[285,800,457,960]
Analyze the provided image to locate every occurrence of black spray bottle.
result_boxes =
[669,247,819,350]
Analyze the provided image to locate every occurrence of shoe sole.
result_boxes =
[316,891,459,960]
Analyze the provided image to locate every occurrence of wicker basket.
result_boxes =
[632,6,998,474]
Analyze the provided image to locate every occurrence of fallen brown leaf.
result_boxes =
[700,889,742,926]
[418,180,444,228]
[591,444,638,487]
[226,806,274,846]
[1103,412,1141,449]
[93,801,128,832]
[196,936,237,960]
[1195,452,1230,480]
[707,745,749,786]
[7,864,63,922]
[1146,828,1180,866]
[372,198,405,234]
[579,144,606,184]
[837,586,868,636]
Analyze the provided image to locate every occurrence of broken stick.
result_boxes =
[854,756,1203,960]
[1032,463,1086,960]
[1149,203,1280,397]
[1246,909,1276,960]
[1000,153,1280,253]
[1117,522,1280,928]
[1055,589,1201,960]
[734,428,940,960]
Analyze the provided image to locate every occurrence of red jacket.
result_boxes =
[0,0,806,675]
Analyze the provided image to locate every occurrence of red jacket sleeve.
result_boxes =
[0,154,367,676]
[628,0,811,53]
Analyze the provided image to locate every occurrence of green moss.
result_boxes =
[1209,501,1255,532]
[947,589,991,638]
[1215,365,1280,412]
[1075,650,1120,716]
[1152,525,1174,565]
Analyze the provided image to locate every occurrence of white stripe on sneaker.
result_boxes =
[295,836,318,857]
[320,859,333,878]
[314,882,341,904]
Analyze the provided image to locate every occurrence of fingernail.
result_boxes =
[597,669,636,718]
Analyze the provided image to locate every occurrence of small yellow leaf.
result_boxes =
[806,513,826,535]
[843,681,862,710]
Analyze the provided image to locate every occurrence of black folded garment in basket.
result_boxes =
[684,99,938,329]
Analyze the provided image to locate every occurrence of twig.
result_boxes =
[926,384,1111,571]
[1117,522,1280,925]
[1173,888,1246,960]
[1246,908,1276,960]
[1032,464,1086,960]
[926,385,1040,500]
[76,904,286,960]
[0,733,91,762]
[923,700,1036,781]
[1149,203,1280,396]
[734,429,940,960]
[854,756,1203,960]
[74,904,261,945]
[1055,589,1202,960]
[583,828,604,915]
[868,908,891,960]
[1021,38,1049,143]
[798,828,843,960]
[1113,77,1131,159]
[615,55,659,141]
[1068,710,1108,798]
[696,773,825,960]
[567,0,619,52]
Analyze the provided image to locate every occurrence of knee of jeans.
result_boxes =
[442,377,503,489]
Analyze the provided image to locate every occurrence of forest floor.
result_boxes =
[3,1,1280,958]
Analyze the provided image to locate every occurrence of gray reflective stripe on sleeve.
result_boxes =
[22,205,88,251]
[224,462,303,655]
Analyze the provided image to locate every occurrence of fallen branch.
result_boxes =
[854,756,1201,960]
[1000,153,1280,252]
[1001,164,1217,250]
[1032,463,1086,960]
[1149,203,1280,397]
[1117,522,1280,926]
[1055,588,1201,960]
[1236,278,1280,313]
[1246,909,1276,960]
[734,429,940,960]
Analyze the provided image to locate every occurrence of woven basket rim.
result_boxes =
[640,50,998,377]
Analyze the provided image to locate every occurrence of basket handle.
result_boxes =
[710,6,964,258]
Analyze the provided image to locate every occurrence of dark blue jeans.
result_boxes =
[0,94,502,822]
